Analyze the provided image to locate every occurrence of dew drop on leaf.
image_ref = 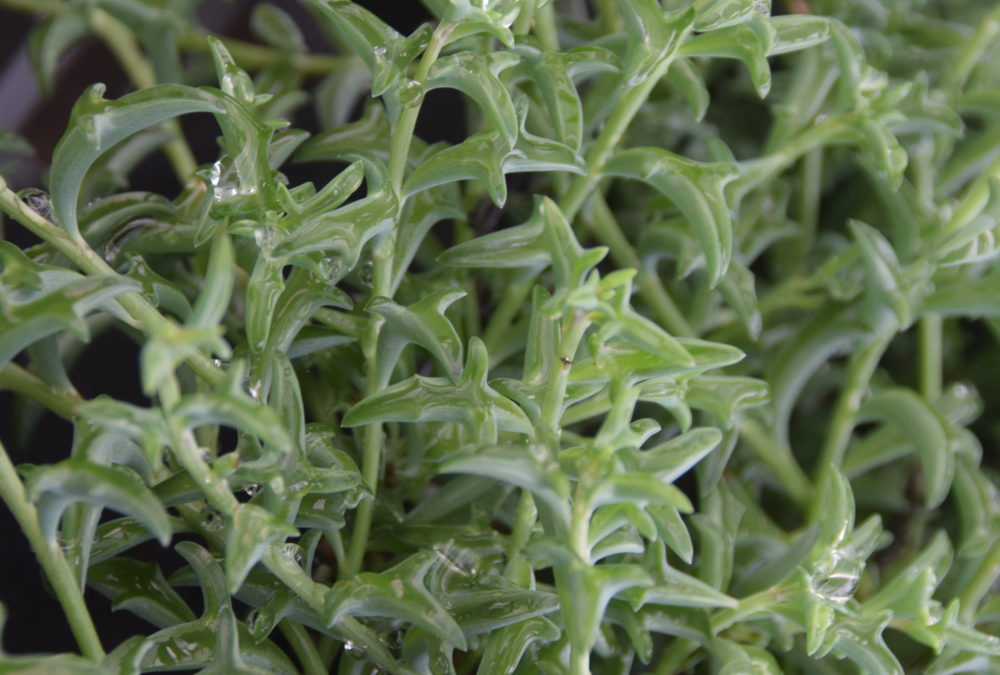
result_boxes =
[243,482,261,497]
[202,508,225,532]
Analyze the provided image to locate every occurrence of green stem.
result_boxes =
[89,8,197,184]
[795,147,823,265]
[560,40,691,222]
[711,583,793,632]
[654,639,696,675]
[539,309,590,451]
[0,439,105,660]
[511,0,537,36]
[957,538,1000,624]
[739,417,812,507]
[177,32,349,75]
[343,26,448,580]
[811,329,893,518]
[918,315,942,402]
[483,273,536,358]
[0,362,82,420]
[596,0,622,33]
[533,0,560,51]
[586,194,695,337]
[503,490,538,578]
[951,4,1000,94]
[0,179,224,389]
[279,620,326,675]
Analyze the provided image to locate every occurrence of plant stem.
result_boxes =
[89,8,197,185]
[654,639,696,675]
[177,32,349,75]
[957,537,1000,624]
[811,328,893,519]
[534,0,560,51]
[918,315,943,402]
[539,309,590,451]
[951,4,1000,94]
[739,417,812,507]
[0,179,224,389]
[560,42,691,222]
[0,362,82,420]
[586,194,695,337]
[279,620,327,675]
[483,272,535,359]
[511,0,537,36]
[0,439,105,660]
[343,26,447,580]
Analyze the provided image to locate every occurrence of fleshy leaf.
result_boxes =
[369,288,467,385]
[603,147,737,285]
[857,388,953,508]
[324,551,468,650]
[26,458,171,546]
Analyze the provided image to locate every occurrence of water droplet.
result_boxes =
[323,256,343,281]
[343,639,366,656]
[623,69,644,87]
[202,509,225,532]
[361,260,373,287]
[400,79,424,108]
[753,0,769,15]
[813,113,828,125]
[18,188,54,223]
[243,483,261,497]
[248,380,262,402]
[281,543,303,564]
[953,383,972,398]
[813,571,859,603]
[209,161,239,202]
[290,481,309,492]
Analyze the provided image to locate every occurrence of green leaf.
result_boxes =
[603,147,737,285]
[405,122,584,207]
[439,0,517,48]
[369,288,467,385]
[447,588,560,636]
[679,12,775,97]
[26,457,171,546]
[88,557,196,628]
[694,0,767,32]
[439,196,607,289]
[343,338,533,441]
[169,372,292,451]
[618,0,694,84]
[188,231,235,331]
[857,388,953,508]
[664,58,710,122]
[0,271,137,371]
[685,376,769,427]
[250,3,306,53]
[768,14,832,55]
[627,428,723,483]
[50,84,224,237]
[325,551,468,650]
[768,305,864,445]
[425,51,520,145]
[475,617,559,675]
[440,444,571,526]
[225,505,298,593]
[29,8,89,94]
[307,0,430,98]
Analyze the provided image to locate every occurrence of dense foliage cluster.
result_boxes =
[1,0,1000,673]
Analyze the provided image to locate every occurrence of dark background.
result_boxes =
[0,0,447,657]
